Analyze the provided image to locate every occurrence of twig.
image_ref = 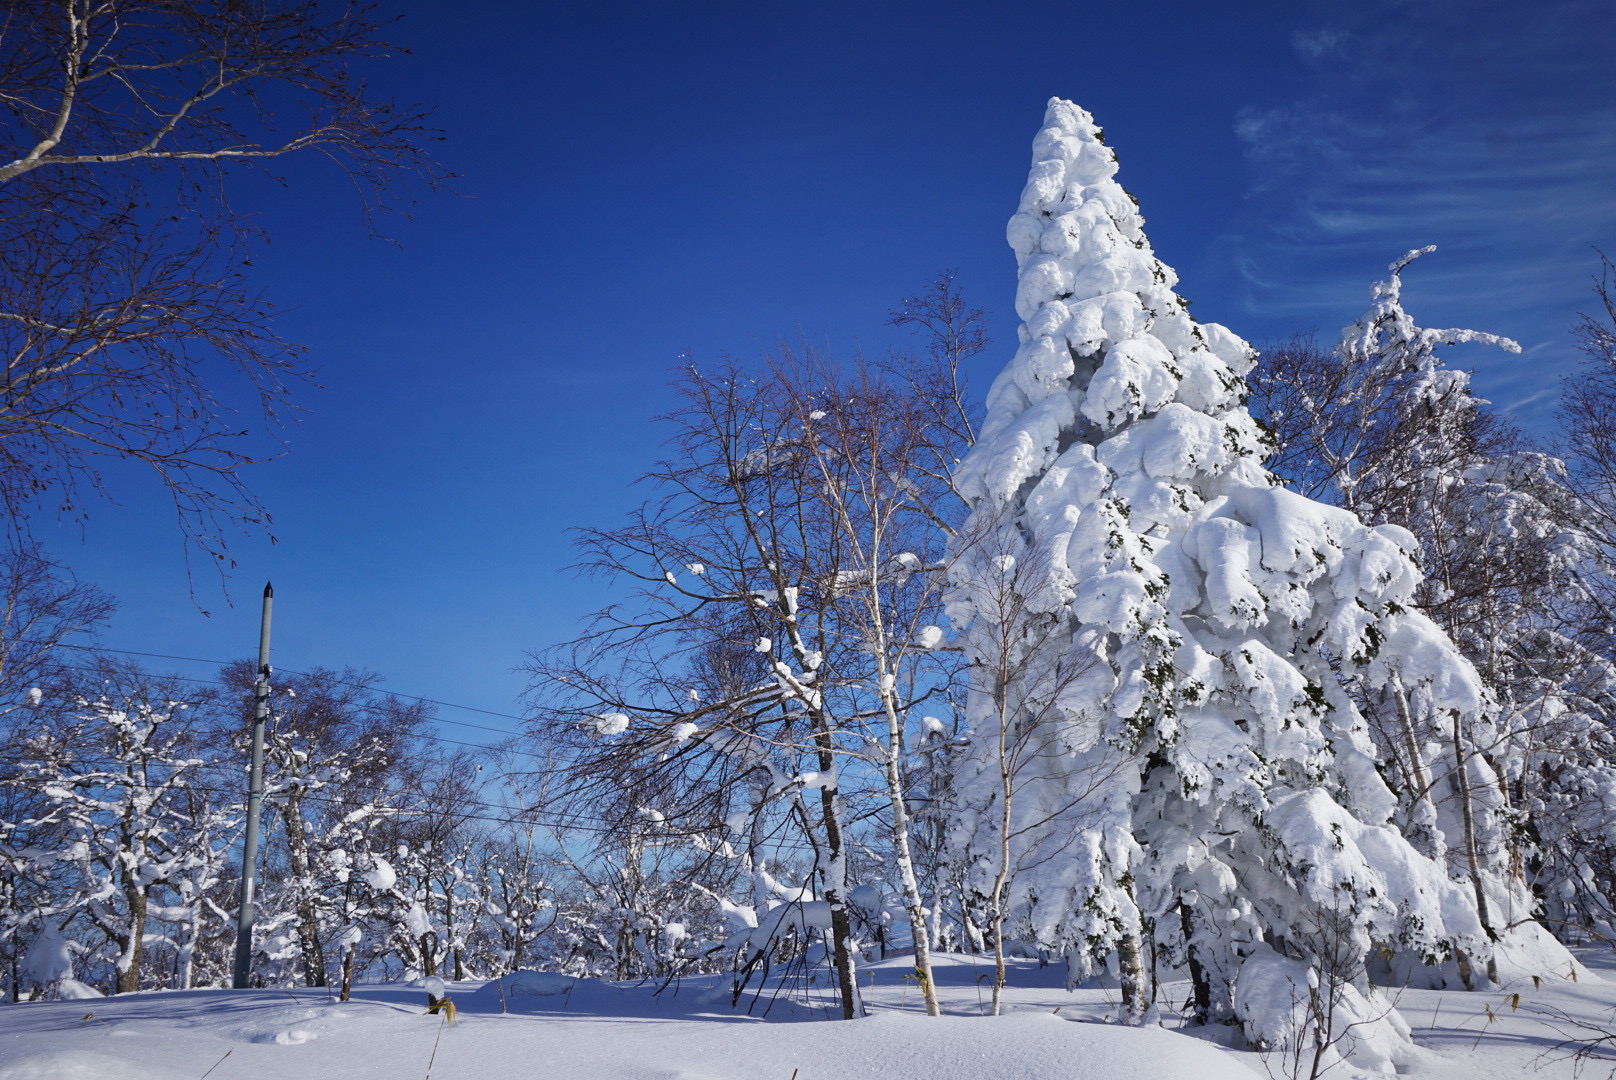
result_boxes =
[1470,1003,1498,1051]
[424,1012,448,1080]
[198,1048,233,1080]
[1525,1000,1616,1077]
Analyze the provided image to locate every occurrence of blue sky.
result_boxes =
[46,0,1616,734]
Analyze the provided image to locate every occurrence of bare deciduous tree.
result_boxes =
[218,661,431,987]
[0,546,113,715]
[0,0,447,572]
[1563,251,1616,568]
[527,278,984,1017]
[943,516,1118,1015]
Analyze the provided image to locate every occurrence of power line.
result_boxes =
[32,661,552,764]
[0,679,823,854]
[8,663,911,822]
[2,646,835,857]
[0,761,818,853]
[46,641,532,732]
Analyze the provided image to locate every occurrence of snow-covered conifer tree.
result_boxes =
[1311,251,1565,952]
[1255,252,1608,955]
[948,98,1494,1032]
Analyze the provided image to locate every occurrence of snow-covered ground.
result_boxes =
[2,949,1612,1080]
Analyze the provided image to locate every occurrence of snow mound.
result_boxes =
[466,969,647,1014]
[753,1011,1261,1080]
[1373,920,1598,990]
[8,959,1614,1080]
[1494,921,1599,985]
[20,922,73,988]
[267,1028,318,1045]
[0,1050,178,1080]
[494,969,577,996]
[54,979,105,1001]
[1233,945,1414,1076]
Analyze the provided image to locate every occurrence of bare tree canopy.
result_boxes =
[0,0,447,572]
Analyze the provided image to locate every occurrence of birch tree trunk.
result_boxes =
[1450,710,1501,984]
[1117,927,1148,1024]
[879,681,940,1016]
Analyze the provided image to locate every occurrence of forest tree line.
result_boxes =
[2,251,1615,1013]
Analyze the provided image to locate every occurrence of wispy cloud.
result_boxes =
[1218,0,1616,429]
[1289,26,1348,59]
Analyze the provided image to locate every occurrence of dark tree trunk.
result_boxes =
[1181,904,1211,1024]
[339,945,354,1001]
[421,933,437,977]
[116,882,148,994]
[815,730,859,1020]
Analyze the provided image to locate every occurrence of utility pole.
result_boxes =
[232,582,274,989]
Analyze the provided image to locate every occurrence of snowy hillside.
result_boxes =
[3,949,1612,1080]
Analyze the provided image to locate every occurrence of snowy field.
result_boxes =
[3,949,1614,1080]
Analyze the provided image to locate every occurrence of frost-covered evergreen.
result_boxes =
[1322,250,1568,955]
[1254,252,1615,952]
[948,99,1496,1030]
